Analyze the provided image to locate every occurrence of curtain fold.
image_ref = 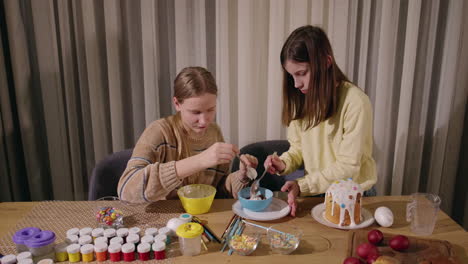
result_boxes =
[0,0,467,229]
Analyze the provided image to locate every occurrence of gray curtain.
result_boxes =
[0,0,467,230]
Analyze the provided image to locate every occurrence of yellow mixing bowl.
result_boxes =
[177,184,216,214]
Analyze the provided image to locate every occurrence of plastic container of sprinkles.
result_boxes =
[0,255,17,264]
[128,227,141,236]
[24,230,56,257]
[108,243,122,262]
[92,228,105,239]
[141,235,154,245]
[66,235,79,244]
[66,228,79,237]
[116,228,129,240]
[152,241,166,260]
[54,242,69,262]
[79,227,93,237]
[17,259,33,264]
[94,243,108,261]
[154,234,168,245]
[126,234,139,245]
[12,227,41,253]
[80,244,95,262]
[137,242,151,261]
[66,243,81,263]
[122,243,136,261]
[78,235,93,245]
[110,236,124,245]
[158,227,172,243]
[94,236,108,246]
[16,251,32,262]
[144,227,158,237]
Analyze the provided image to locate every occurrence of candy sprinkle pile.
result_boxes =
[270,233,298,250]
[229,234,258,254]
[96,207,123,227]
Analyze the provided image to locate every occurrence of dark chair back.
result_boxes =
[88,149,133,200]
[231,140,304,192]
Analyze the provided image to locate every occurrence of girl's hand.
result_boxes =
[264,153,286,174]
[199,142,239,168]
[281,181,300,217]
[238,154,258,182]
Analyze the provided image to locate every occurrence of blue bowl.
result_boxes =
[238,187,273,212]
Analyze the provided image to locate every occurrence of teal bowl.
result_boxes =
[238,187,273,212]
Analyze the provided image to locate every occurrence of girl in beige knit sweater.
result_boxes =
[118,67,257,203]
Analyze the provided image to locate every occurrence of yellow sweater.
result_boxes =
[117,114,247,203]
[279,82,377,196]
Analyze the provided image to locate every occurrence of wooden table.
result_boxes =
[0,196,467,263]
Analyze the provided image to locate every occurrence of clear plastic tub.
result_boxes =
[24,230,56,257]
[12,227,41,253]
[176,223,203,256]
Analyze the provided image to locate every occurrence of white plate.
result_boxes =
[311,203,374,230]
[232,198,291,221]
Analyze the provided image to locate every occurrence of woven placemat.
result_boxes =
[0,200,188,262]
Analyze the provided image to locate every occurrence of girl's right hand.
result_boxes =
[199,142,239,168]
[264,154,286,174]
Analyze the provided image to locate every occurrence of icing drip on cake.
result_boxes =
[326,178,363,227]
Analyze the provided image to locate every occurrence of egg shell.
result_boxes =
[374,206,394,227]
[166,218,185,235]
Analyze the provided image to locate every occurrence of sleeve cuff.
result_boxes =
[159,161,182,190]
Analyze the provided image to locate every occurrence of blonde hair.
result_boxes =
[170,66,218,164]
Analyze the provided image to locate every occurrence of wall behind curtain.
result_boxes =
[0,0,467,228]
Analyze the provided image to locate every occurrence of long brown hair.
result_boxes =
[280,25,349,129]
[171,67,218,161]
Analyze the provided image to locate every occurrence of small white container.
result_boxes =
[154,234,167,244]
[116,228,129,238]
[144,227,158,236]
[66,228,79,237]
[79,227,93,237]
[141,235,154,244]
[179,213,193,223]
[78,235,92,245]
[65,235,79,244]
[128,227,141,236]
[91,228,104,239]
[108,243,122,254]
[36,259,54,264]
[103,228,116,239]
[126,234,139,244]
[16,251,32,261]
[94,242,108,253]
[110,236,124,245]
[94,236,108,245]
[17,259,33,264]
[122,243,135,253]
[137,242,151,254]
[0,255,17,264]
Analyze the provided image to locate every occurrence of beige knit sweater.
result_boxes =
[117,114,247,203]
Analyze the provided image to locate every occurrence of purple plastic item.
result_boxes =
[24,231,56,248]
[12,227,41,244]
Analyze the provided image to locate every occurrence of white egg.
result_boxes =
[166,218,185,235]
[374,206,394,227]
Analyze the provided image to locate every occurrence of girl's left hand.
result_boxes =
[238,154,258,182]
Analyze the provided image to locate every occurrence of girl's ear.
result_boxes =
[327,55,333,68]
[173,97,181,111]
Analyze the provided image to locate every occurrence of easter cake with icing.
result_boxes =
[324,178,363,227]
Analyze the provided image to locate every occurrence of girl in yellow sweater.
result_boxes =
[265,26,377,216]
[118,67,257,203]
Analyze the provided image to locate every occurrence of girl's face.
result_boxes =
[174,93,217,135]
[284,60,310,94]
